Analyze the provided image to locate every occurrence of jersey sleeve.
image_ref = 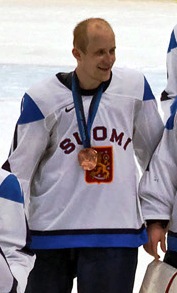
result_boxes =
[133,77,164,172]
[0,248,14,292]
[161,24,177,122]
[0,170,35,292]
[164,25,177,100]
[2,92,54,208]
[139,110,177,221]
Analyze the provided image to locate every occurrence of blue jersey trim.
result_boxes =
[143,77,155,101]
[167,30,177,53]
[30,229,148,249]
[18,93,44,124]
[166,97,177,130]
[170,96,177,114]
[165,112,175,130]
[167,235,177,252]
[0,174,24,203]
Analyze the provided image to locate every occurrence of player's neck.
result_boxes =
[75,68,101,90]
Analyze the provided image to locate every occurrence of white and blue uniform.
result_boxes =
[2,67,163,251]
[0,168,35,293]
[161,24,177,122]
[139,101,177,252]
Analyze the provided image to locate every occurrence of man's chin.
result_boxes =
[101,70,111,81]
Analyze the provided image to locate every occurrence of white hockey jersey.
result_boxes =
[0,168,35,293]
[139,104,177,253]
[2,67,163,250]
[161,24,177,122]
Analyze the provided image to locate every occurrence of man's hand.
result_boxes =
[144,222,167,260]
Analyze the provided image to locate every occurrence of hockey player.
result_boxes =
[161,24,177,122]
[0,168,35,292]
[2,18,163,293]
[139,97,177,267]
[139,24,177,264]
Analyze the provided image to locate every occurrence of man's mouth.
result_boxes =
[98,67,111,71]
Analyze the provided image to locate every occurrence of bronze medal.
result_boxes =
[78,148,98,171]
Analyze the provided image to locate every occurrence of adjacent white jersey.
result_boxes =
[3,67,163,250]
[139,104,177,253]
[0,168,35,292]
[161,24,177,122]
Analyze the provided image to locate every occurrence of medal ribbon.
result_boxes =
[72,71,103,148]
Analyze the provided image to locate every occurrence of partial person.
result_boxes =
[161,23,177,122]
[139,97,177,267]
[0,168,35,292]
[2,18,163,293]
[139,24,177,267]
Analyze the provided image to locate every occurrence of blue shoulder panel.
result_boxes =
[166,97,177,130]
[0,174,24,203]
[165,113,175,130]
[18,93,44,124]
[170,96,177,115]
[167,30,177,53]
[143,77,155,101]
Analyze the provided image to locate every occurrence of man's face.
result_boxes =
[76,26,116,89]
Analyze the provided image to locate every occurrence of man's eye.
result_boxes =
[97,50,104,56]
[110,48,116,54]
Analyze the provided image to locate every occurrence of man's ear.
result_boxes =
[72,48,81,61]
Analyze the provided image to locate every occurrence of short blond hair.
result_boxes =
[73,18,114,53]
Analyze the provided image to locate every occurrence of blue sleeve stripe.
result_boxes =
[18,93,45,124]
[167,30,177,53]
[143,77,155,101]
[0,174,24,204]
